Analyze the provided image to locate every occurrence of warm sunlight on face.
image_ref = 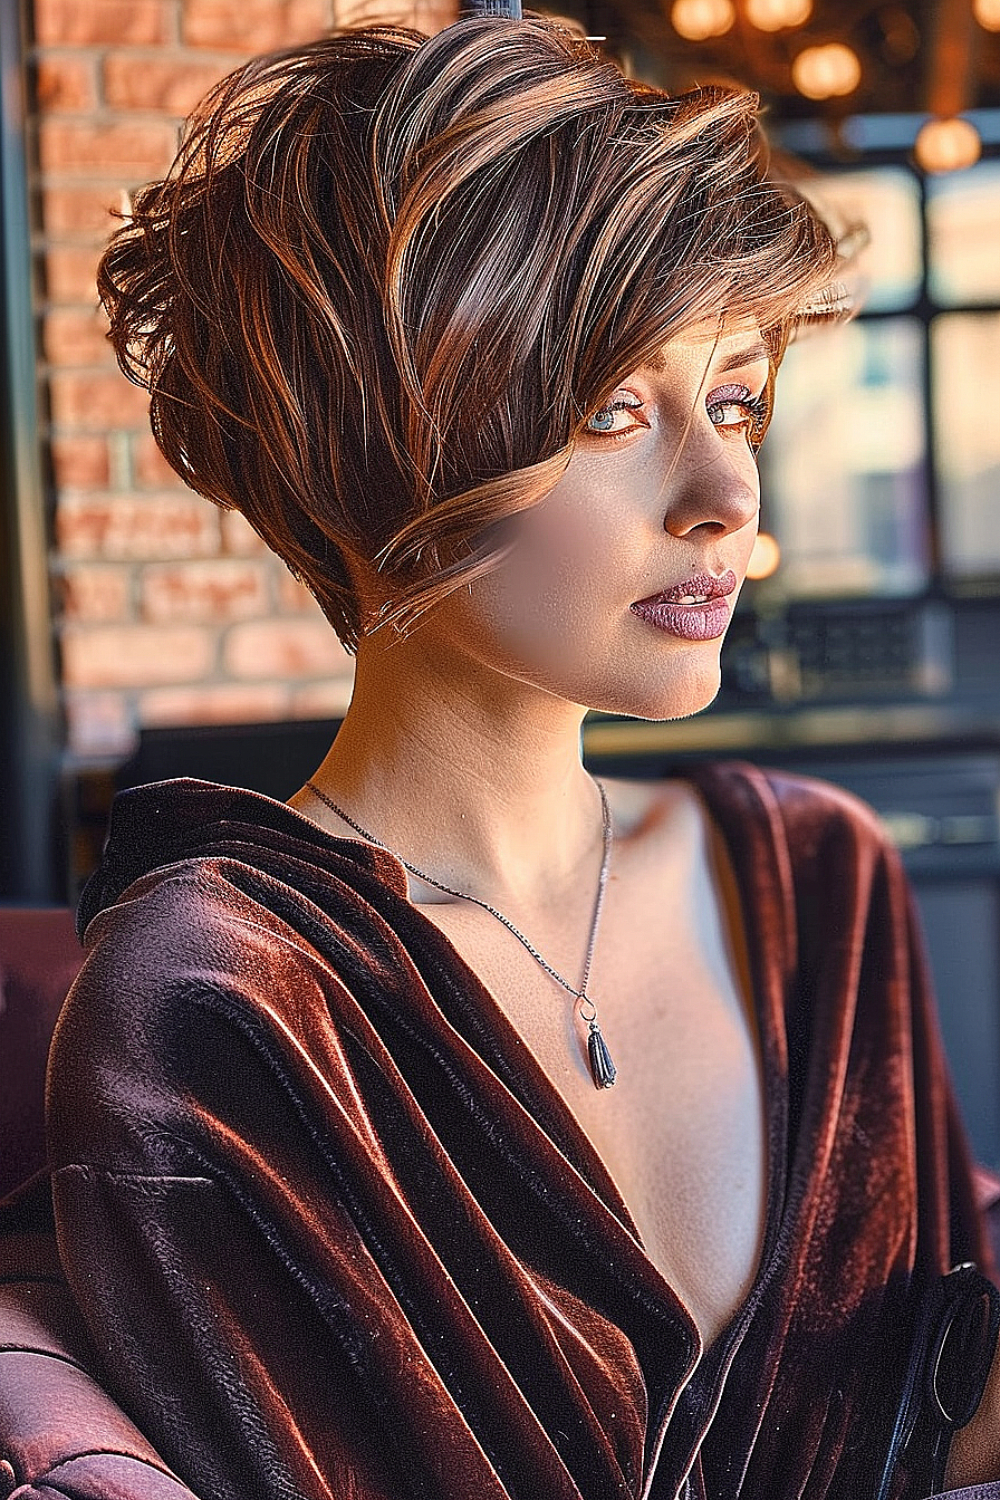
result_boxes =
[408,325,767,722]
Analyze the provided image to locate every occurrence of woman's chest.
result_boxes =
[412,808,770,1347]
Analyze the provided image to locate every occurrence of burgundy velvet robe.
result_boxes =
[44,761,993,1500]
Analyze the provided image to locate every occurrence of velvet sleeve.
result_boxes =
[769,766,994,1284]
[46,867,524,1500]
[686,763,997,1499]
[778,772,997,1490]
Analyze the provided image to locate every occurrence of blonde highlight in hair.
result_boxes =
[97,15,849,651]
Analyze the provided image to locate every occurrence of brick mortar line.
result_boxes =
[31,46,253,61]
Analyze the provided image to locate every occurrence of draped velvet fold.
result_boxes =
[43,761,993,1500]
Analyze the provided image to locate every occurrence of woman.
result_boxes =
[22,13,1000,1499]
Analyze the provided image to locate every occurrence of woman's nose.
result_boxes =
[662,430,760,539]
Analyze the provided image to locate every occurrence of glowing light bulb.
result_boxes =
[746,532,781,581]
[974,0,1000,30]
[914,117,982,173]
[791,43,862,100]
[670,0,735,41]
[745,0,812,30]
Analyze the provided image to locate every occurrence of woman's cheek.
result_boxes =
[511,529,627,642]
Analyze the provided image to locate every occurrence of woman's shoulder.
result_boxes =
[47,856,394,1178]
[53,857,377,1110]
[74,856,327,999]
[609,761,906,957]
[608,758,893,858]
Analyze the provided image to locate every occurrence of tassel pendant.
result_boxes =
[587,1020,617,1089]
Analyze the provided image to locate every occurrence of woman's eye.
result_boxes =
[705,382,770,445]
[583,396,645,440]
[709,401,753,430]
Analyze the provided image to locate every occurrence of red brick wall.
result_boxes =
[28,0,453,760]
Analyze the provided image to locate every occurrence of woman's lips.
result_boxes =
[629,570,737,642]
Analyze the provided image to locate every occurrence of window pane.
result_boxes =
[933,312,1000,578]
[800,167,922,313]
[761,318,929,598]
[927,161,1000,306]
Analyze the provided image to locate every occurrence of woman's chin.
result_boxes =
[587,662,723,724]
[636,683,722,724]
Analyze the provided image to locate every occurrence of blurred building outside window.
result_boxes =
[757,137,1000,606]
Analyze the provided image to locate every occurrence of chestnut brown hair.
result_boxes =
[97,15,847,651]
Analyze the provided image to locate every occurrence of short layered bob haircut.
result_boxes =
[98,15,848,652]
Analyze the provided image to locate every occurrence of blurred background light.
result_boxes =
[973,0,1000,32]
[915,116,983,173]
[744,0,812,32]
[792,41,863,98]
[746,532,782,581]
[669,0,735,41]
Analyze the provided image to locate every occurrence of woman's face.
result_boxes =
[405,323,767,723]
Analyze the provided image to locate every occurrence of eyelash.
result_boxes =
[583,396,645,442]
[706,384,771,449]
[584,386,772,451]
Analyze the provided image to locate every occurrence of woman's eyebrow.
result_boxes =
[641,340,770,376]
[717,341,770,373]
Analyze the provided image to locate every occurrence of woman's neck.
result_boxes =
[296,630,604,912]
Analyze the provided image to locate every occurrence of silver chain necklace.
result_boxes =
[304,776,618,1089]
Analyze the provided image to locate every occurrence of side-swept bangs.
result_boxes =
[97,15,849,650]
